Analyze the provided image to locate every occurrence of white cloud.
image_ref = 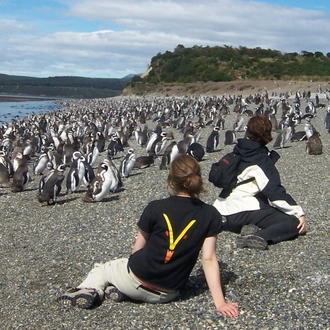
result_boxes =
[0,0,329,78]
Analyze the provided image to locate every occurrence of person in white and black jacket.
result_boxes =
[213,115,307,250]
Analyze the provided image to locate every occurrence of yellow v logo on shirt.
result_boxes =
[163,213,196,263]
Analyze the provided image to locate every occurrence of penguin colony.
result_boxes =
[0,88,328,204]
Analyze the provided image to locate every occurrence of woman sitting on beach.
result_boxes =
[213,115,307,250]
[57,154,239,318]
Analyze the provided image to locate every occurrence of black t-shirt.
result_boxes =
[128,196,223,290]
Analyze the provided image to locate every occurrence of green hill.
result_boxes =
[125,45,330,95]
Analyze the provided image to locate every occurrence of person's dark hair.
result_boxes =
[167,154,204,198]
[247,115,273,145]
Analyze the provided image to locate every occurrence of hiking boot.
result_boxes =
[57,288,100,308]
[104,285,128,302]
[240,224,260,236]
[236,235,268,250]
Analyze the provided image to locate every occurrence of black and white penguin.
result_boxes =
[0,163,11,188]
[66,154,86,194]
[0,150,14,177]
[177,134,194,154]
[96,131,106,153]
[325,106,330,133]
[291,131,307,142]
[85,141,99,167]
[146,131,160,155]
[83,158,121,202]
[233,114,245,132]
[134,126,148,147]
[159,142,179,170]
[186,142,205,162]
[206,126,220,153]
[11,154,30,193]
[224,130,237,145]
[38,164,65,205]
[107,134,124,159]
[119,148,136,178]
[33,151,49,175]
[273,125,293,149]
[108,159,123,193]
[83,160,95,188]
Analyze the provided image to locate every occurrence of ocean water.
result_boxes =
[0,97,65,123]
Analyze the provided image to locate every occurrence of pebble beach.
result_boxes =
[1,89,330,329]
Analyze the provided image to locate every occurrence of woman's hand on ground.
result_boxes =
[297,215,307,235]
[216,302,239,318]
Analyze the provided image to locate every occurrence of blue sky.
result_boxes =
[1,0,329,78]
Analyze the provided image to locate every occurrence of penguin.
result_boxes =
[273,125,293,149]
[134,126,148,147]
[96,131,106,153]
[159,142,179,170]
[85,141,99,167]
[83,160,95,188]
[38,164,65,205]
[233,114,245,132]
[206,126,220,153]
[11,155,30,193]
[186,143,205,162]
[291,131,307,142]
[0,163,11,188]
[33,151,49,175]
[119,148,136,178]
[0,150,14,177]
[153,132,168,156]
[11,148,24,172]
[306,131,322,155]
[304,118,315,139]
[108,159,123,193]
[83,158,121,202]
[325,106,330,133]
[107,134,124,159]
[66,154,86,194]
[177,134,194,154]
[134,154,155,169]
[224,130,237,145]
[146,131,160,154]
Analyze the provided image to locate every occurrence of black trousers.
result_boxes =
[225,207,299,244]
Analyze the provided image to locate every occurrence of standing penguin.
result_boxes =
[325,106,330,133]
[11,154,30,193]
[83,160,95,188]
[85,141,99,167]
[83,158,121,202]
[134,126,148,147]
[66,154,86,194]
[224,130,237,145]
[38,164,65,205]
[119,148,136,178]
[0,150,14,177]
[159,142,179,170]
[33,150,49,175]
[96,131,106,153]
[306,131,323,155]
[206,126,220,153]
[0,163,11,188]
[107,134,124,159]
[273,125,293,149]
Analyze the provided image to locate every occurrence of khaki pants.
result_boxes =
[78,258,178,303]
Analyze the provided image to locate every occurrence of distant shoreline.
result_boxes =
[0,94,62,102]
